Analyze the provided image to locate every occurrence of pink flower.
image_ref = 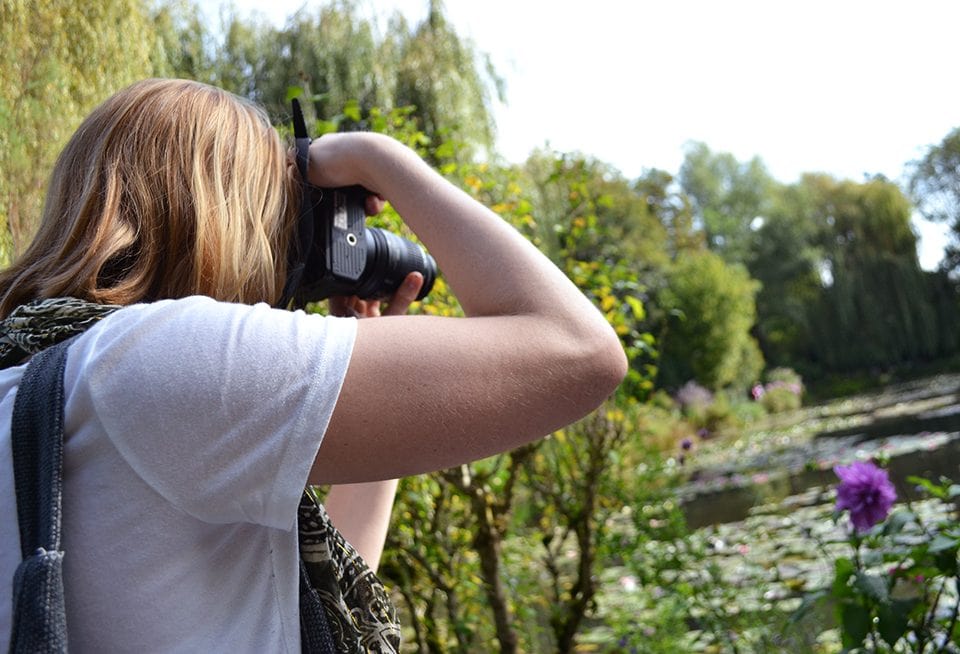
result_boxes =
[751,383,765,400]
[833,461,897,532]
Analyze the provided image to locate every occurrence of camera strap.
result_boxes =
[276,98,317,309]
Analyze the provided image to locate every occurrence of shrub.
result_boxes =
[755,367,804,413]
[673,380,713,416]
[656,251,764,392]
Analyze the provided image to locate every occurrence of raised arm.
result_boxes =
[309,133,627,484]
[322,273,422,569]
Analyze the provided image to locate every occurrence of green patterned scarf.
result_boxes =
[0,297,120,370]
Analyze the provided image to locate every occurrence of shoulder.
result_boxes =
[75,296,357,359]
[61,296,358,525]
[65,296,358,414]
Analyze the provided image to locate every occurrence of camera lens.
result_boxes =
[353,227,437,300]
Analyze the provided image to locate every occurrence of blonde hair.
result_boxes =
[0,78,298,316]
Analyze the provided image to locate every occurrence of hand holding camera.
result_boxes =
[279,102,437,308]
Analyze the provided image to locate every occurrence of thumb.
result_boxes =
[382,272,424,316]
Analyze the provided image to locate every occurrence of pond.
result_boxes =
[680,373,960,529]
[584,374,960,652]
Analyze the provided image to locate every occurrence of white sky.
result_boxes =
[214,0,960,268]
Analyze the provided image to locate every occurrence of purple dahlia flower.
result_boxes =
[833,461,897,532]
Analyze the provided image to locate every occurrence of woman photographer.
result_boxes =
[0,78,626,651]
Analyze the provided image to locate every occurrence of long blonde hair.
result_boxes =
[0,78,298,316]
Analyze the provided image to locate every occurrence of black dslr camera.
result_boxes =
[277,99,437,308]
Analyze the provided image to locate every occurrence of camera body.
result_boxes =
[297,185,436,302]
[278,98,437,308]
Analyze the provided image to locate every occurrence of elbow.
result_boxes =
[565,323,629,407]
[594,330,629,398]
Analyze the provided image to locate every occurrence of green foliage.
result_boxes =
[248,1,388,123]
[522,150,663,399]
[909,126,960,272]
[169,0,502,160]
[634,167,704,257]
[0,0,161,264]
[756,367,804,413]
[748,182,825,369]
[657,250,764,393]
[678,141,776,266]
[149,0,219,82]
[797,475,960,652]
[754,173,960,376]
[390,0,503,162]
[807,175,946,371]
[759,385,802,414]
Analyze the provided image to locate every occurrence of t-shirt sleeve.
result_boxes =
[63,296,357,530]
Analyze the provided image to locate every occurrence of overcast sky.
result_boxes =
[214,0,960,268]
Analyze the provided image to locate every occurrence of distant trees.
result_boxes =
[909,127,960,273]
[153,0,502,159]
[678,141,775,266]
[799,175,956,373]
[749,173,959,376]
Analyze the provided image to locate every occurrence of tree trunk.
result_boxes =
[472,494,518,654]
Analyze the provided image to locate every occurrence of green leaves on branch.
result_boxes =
[802,474,960,651]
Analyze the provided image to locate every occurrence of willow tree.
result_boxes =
[390,0,503,161]
[0,0,161,263]
[801,175,954,372]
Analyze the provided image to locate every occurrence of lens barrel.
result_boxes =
[352,228,437,300]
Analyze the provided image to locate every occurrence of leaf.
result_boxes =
[876,601,910,647]
[907,475,946,499]
[343,100,361,122]
[928,533,960,553]
[840,602,871,649]
[285,86,304,101]
[832,557,856,598]
[855,572,889,604]
[625,295,645,320]
[314,120,338,136]
[882,509,914,536]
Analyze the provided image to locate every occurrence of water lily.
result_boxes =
[833,460,897,532]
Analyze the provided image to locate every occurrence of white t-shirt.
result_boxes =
[0,296,357,652]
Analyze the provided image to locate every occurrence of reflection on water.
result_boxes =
[681,388,960,529]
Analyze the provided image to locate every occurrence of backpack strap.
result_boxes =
[8,338,72,652]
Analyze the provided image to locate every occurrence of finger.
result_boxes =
[365,194,386,217]
[356,299,381,318]
[382,272,424,316]
[329,296,373,318]
[328,296,353,318]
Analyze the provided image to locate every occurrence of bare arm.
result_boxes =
[309,133,627,484]
[322,480,398,572]
[321,273,422,568]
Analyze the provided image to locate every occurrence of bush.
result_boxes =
[754,367,804,413]
[673,380,713,416]
[656,251,764,392]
